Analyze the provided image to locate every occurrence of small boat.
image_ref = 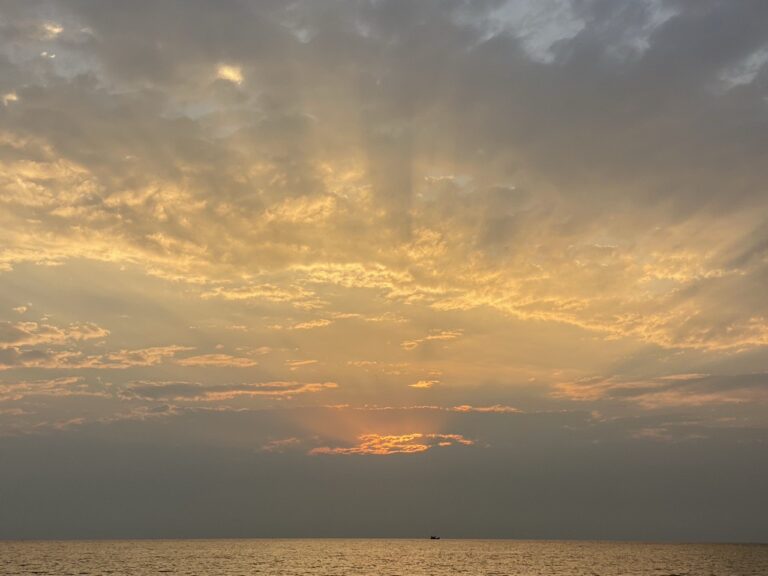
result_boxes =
[430,536,440,540]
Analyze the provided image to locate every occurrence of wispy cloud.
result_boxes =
[401,330,463,351]
[451,405,521,413]
[176,354,258,368]
[123,381,338,401]
[286,359,318,371]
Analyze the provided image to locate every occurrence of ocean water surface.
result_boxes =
[1,539,767,576]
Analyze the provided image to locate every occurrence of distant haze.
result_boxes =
[0,0,767,541]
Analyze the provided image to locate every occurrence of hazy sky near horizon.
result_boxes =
[1,0,768,540]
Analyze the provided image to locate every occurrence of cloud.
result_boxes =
[0,321,109,349]
[6,0,768,350]
[0,0,767,435]
[346,360,410,376]
[123,380,338,401]
[310,432,474,456]
[0,345,193,371]
[0,319,185,372]
[409,380,438,389]
[318,404,524,415]
[451,405,521,414]
[264,318,337,331]
[401,330,463,351]
[1,403,766,541]
[0,376,101,401]
[260,436,303,453]
[290,319,333,330]
[216,64,243,85]
[2,1,768,543]
[93,346,194,370]
[176,354,258,368]
[286,359,318,371]
[41,22,63,39]
[201,284,318,308]
[553,373,768,409]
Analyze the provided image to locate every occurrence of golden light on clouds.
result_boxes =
[0,1,766,454]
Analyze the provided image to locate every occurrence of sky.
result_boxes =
[1,0,767,541]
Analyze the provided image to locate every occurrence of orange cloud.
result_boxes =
[0,345,193,371]
[176,354,258,368]
[286,359,318,371]
[95,346,194,369]
[401,329,463,350]
[124,380,338,401]
[409,380,439,389]
[451,404,521,413]
[0,320,109,348]
[291,319,333,330]
[309,432,474,455]
[319,404,522,414]
[0,376,104,401]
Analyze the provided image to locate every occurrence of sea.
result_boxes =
[1,539,767,576]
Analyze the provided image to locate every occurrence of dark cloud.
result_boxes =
[0,406,766,540]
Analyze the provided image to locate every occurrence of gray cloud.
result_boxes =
[554,372,768,410]
[0,406,766,540]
